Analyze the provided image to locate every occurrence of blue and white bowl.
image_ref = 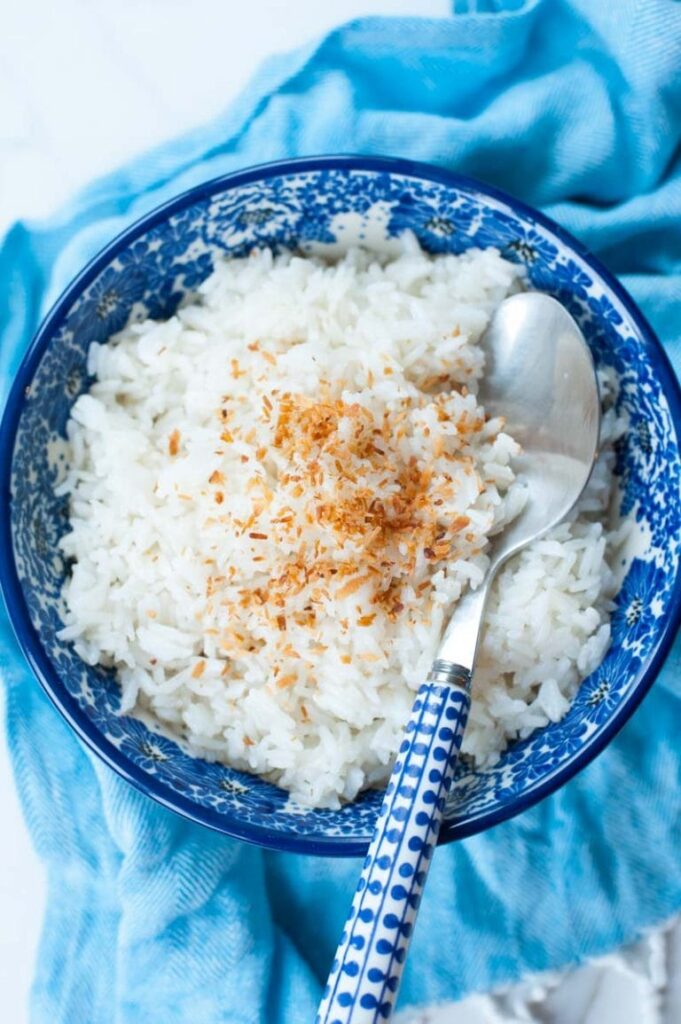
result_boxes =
[1,156,680,855]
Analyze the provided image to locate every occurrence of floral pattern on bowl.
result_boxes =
[2,156,680,855]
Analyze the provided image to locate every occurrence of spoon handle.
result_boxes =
[317,667,471,1024]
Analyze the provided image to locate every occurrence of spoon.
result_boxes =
[317,293,600,1024]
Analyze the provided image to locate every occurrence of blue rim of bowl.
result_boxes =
[1,154,680,857]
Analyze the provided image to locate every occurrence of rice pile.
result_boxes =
[57,239,624,807]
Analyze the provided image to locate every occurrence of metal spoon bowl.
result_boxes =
[318,292,600,1024]
[481,292,600,564]
[439,292,601,670]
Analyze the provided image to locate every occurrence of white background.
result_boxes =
[0,2,678,1022]
[0,0,447,235]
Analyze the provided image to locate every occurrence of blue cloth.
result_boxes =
[1,1,681,1021]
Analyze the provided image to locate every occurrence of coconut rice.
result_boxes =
[56,239,625,807]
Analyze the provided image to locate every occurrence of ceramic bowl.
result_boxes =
[2,156,680,855]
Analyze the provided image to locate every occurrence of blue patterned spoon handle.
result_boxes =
[317,662,471,1024]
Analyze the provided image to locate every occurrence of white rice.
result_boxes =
[56,239,625,807]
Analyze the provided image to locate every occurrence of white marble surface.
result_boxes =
[0,2,678,1022]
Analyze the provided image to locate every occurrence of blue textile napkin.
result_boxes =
[2,2,681,1021]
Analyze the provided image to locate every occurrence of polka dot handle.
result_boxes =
[317,676,471,1024]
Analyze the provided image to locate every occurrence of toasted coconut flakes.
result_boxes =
[168,429,181,456]
[191,661,206,679]
[337,575,370,599]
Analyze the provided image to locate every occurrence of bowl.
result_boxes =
[1,155,680,855]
